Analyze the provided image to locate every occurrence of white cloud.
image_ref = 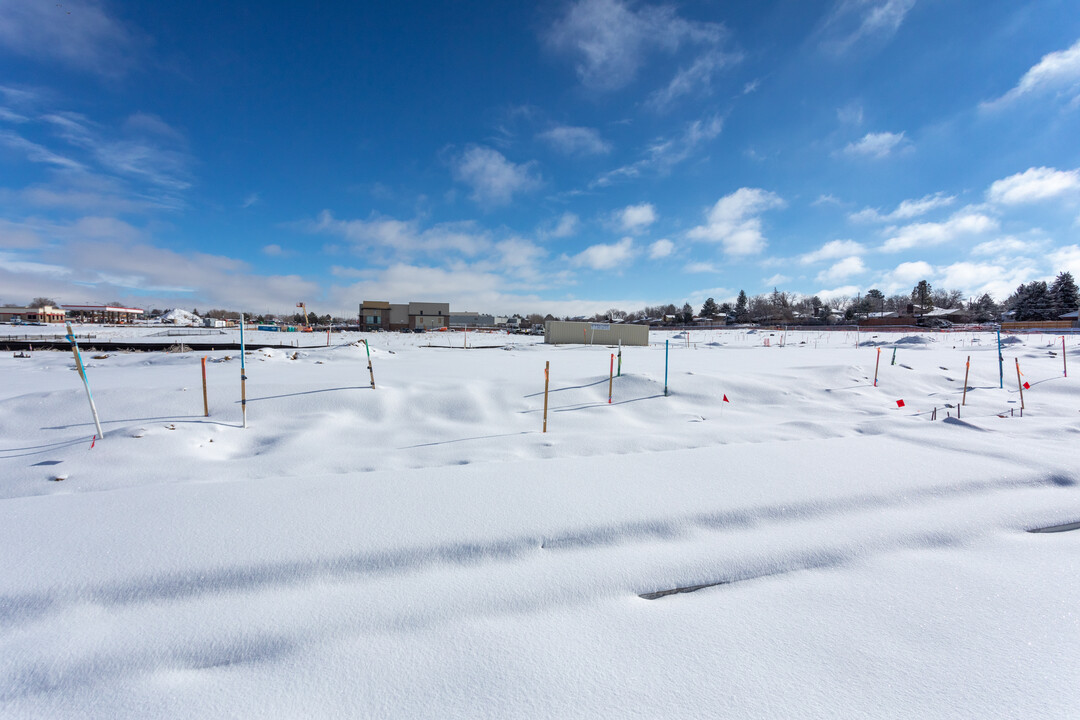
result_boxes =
[982,38,1080,109]
[888,260,934,285]
[550,212,580,238]
[648,239,675,259]
[687,188,785,256]
[537,126,612,155]
[849,192,955,223]
[812,194,844,207]
[545,0,727,91]
[935,260,1040,301]
[820,0,917,54]
[452,145,541,208]
[842,131,909,158]
[242,193,261,209]
[571,237,636,270]
[815,256,867,283]
[262,244,285,256]
[309,211,492,257]
[595,115,723,186]
[763,273,791,286]
[880,210,998,253]
[836,102,864,125]
[816,284,860,302]
[800,239,866,264]
[617,203,657,233]
[684,261,718,273]
[1049,245,1080,279]
[647,48,742,110]
[986,166,1080,205]
[0,0,142,77]
[0,129,84,170]
[971,236,1045,257]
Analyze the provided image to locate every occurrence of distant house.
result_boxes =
[922,307,968,322]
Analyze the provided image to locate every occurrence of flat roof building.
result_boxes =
[62,305,145,324]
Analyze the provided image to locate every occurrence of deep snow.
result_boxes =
[1,327,1078,718]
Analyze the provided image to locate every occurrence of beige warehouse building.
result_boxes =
[544,321,649,346]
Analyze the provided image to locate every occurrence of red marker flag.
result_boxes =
[896,399,905,407]
[90,435,96,449]
[723,394,729,403]
[1023,381,1030,389]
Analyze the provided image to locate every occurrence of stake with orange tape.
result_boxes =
[873,347,881,387]
[543,361,550,433]
[1015,357,1025,412]
[962,355,970,406]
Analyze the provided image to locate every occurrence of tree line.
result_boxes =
[567,271,1079,326]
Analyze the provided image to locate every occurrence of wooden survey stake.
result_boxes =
[201,356,209,417]
[363,339,375,388]
[962,355,970,406]
[543,361,550,433]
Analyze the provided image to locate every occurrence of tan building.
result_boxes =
[361,300,450,330]
[0,305,66,323]
[544,320,649,346]
[359,300,391,331]
[409,302,449,330]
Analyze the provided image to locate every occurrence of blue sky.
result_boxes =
[1,0,1079,317]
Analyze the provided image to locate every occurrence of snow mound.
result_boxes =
[895,335,930,345]
[160,308,202,325]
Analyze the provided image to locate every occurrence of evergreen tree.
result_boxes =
[734,290,749,323]
[700,297,719,318]
[911,281,932,315]
[1050,271,1079,318]
[1009,281,1051,321]
[681,302,694,324]
[969,293,999,323]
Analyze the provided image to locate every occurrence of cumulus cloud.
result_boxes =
[648,238,675,259]
[816,284,861,301]
[616,203,657,232]
[986,166,1080,205]
[687,188,785,256]
[537,126,612,155]
[684,261,718,273]
[842,131,909,158]
[452,145,541,208]
[887,260,934,285]
[799,239,866,264]
[1048,245,1080,279]
[815,255,867,284]
[937,260,1045,300]
[545,0,728,92]
[571,237,636,270]
[880,210,998,253]
[849,192,955,223]
[982,38,1080,110]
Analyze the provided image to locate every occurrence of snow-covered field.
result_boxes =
[2,327,1078,718]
